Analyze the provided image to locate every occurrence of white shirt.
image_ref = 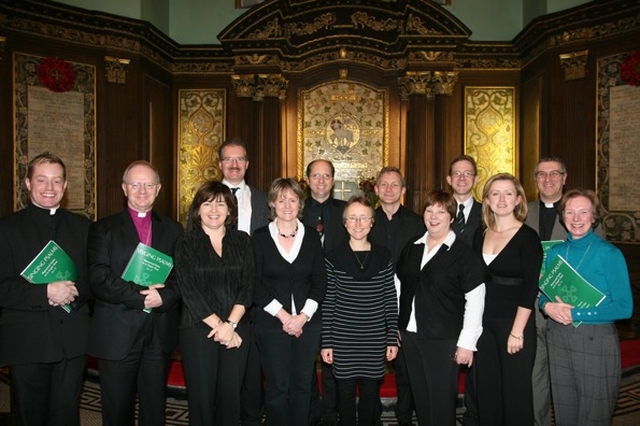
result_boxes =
[222,179,252,235]
[396,230,485,351]
[263,219,319,320]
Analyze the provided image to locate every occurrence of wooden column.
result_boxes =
[398,71,458,213]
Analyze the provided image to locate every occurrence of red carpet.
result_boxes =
[88,338,640,396]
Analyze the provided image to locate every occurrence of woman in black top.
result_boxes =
[473,173,542,426]
[252,178,326,426]
[395,189,485,426]
[175,181,254,426]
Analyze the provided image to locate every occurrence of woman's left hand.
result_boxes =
[507,333,524,355]
[386,346,398,361]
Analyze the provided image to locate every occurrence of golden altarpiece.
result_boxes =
[2,0,640,243]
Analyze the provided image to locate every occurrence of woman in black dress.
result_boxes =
[473,173,542,426]
[175,181,254,426]
[321,195,398,426]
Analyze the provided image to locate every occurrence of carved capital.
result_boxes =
[398,71,458,100]
[231,74,256,98]
[256,74,288,101]
[104,56,130,84]
[0,36,6,61]
[232,74,289,101]
[432,71,458,95]
[559,50,589,81]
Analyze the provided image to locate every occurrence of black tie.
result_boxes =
[457,204,466,232]
[230,187,239,198]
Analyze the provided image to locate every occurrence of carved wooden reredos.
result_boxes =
[1,0,638,219]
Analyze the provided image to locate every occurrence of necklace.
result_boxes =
[278,224,298,239]
[353,250,370,271]
[565,241,593,271]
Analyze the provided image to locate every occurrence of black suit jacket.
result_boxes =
[0,204,91,365]
[249,185,270,235]
[87,210,183,360]
[452,199,483,246]
[369,205,426,265]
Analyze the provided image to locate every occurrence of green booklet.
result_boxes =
[20,240,76,313]
[121,243,174,313]
[540,240,563,276]
[539,254,606,327]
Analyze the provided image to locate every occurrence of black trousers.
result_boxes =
[475,317,536,426]
[393,345,415,423]
[402,332,458,426]
[98,322,172,426]
[336,378,380,426]
[10,355,86,426]
[240,325,264,426]
[180,324,250,426]
[255,321,321,426]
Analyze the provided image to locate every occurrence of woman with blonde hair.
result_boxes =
[473,173,542,426]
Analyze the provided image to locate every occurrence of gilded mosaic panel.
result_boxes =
[464,87,516,200]
[597,52,640,242]
[177,89,226,226]
[14,53,96,219]
[297,81,388,189]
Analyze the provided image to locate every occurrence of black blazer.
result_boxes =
[0,204,91,365]
[87,210,183,360]
[452,199,483,246]
[252,224,326,329]
[249,185,270,235]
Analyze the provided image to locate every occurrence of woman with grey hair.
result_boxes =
[541,188,633,426]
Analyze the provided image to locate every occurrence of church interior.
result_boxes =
[1,0,640,423]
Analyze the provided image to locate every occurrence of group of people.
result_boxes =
[0,143,633,426]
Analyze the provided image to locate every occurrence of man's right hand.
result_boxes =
[47,280,78,306]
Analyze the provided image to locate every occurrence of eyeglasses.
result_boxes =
[451,171,476,179]
[345,215,373,224]
[127,182,158,190]
[309,173,332,181]
[535,171,565,180]
[221,157,247,164]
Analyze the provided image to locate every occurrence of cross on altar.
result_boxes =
[333,180,357,201]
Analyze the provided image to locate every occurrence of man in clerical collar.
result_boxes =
[525,156,568,426]
[87,160,183,426]
[218,137,269,236]
[527,156,568,241]
[0,153,91,426]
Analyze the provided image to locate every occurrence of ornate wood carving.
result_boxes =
[104,56,130,84]
[559,50,589,81]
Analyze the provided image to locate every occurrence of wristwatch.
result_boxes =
[227,320,238,329]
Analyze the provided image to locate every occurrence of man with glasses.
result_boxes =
[87,160,183,426]
[303,159,348,426]
[215,138,269,426]
[370,166,425,426]
[445,155,484,426]
[525,156,568,426]
[218,138,270,235]
[447,155,483,246]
